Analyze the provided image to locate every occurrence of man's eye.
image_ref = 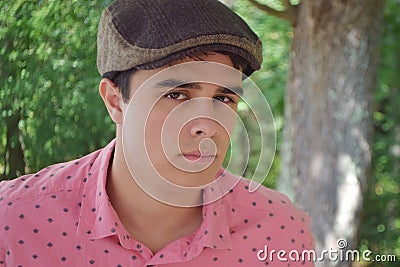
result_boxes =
[214,95,235,104]
[164,92,188,100]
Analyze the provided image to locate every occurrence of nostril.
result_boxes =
[189,119,219,137]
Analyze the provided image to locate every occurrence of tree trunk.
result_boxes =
[278,1,384,266]
[2,108,25,181]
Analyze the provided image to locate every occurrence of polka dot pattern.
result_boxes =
[0,140,314,266]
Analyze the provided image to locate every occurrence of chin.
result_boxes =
[167,167,220,188]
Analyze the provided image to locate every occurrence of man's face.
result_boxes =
[122,52,242,188]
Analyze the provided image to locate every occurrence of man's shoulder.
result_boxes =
[233,178,292,207]
[0,147,103,204]
[223,172,311,225]
[221,173,315,255]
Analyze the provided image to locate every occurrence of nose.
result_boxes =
[189,118,219,138]
[184,97,220,138]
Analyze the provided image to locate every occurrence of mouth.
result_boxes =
[181,150,216,162]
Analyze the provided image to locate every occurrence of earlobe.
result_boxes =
[99,78,124,124]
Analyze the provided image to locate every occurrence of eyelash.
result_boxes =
[163,92,236,104]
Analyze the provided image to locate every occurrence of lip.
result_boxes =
[182,151,216,162]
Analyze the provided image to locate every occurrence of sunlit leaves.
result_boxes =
[0,0,112,175]
[234,0,292,187]
[358,0,400,265]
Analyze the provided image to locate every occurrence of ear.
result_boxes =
[99,78,124,124]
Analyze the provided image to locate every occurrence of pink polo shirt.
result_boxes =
[0,140,315,266]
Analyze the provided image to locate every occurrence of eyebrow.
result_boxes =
[155,79,243,96]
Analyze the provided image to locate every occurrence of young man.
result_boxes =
[0,0,315,266]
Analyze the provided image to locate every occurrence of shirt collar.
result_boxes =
[77,140,234,255]
[144,179,235,265]
[77,139,119,239]
[200,171,239,251]
[200,198,233,250]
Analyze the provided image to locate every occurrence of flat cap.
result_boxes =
[97,0,263,77]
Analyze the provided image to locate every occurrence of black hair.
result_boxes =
[110,51,247,103]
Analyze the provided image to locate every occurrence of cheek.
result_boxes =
[144,106,180,160]
[218,131,231,154]
[145,113,165,148]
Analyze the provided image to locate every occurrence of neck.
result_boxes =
[106,135,203,253]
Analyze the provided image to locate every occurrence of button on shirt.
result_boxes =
[0,140,315,266]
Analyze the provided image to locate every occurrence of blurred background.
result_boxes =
[0,0,399,266]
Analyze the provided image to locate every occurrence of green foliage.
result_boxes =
[234,0,292,188]
[0,0,113,178]
[358,0,400,265]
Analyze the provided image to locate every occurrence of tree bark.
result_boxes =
[2,107,25,180]
[278,1,384,266]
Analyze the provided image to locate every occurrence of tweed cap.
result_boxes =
[97,0,263,78]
